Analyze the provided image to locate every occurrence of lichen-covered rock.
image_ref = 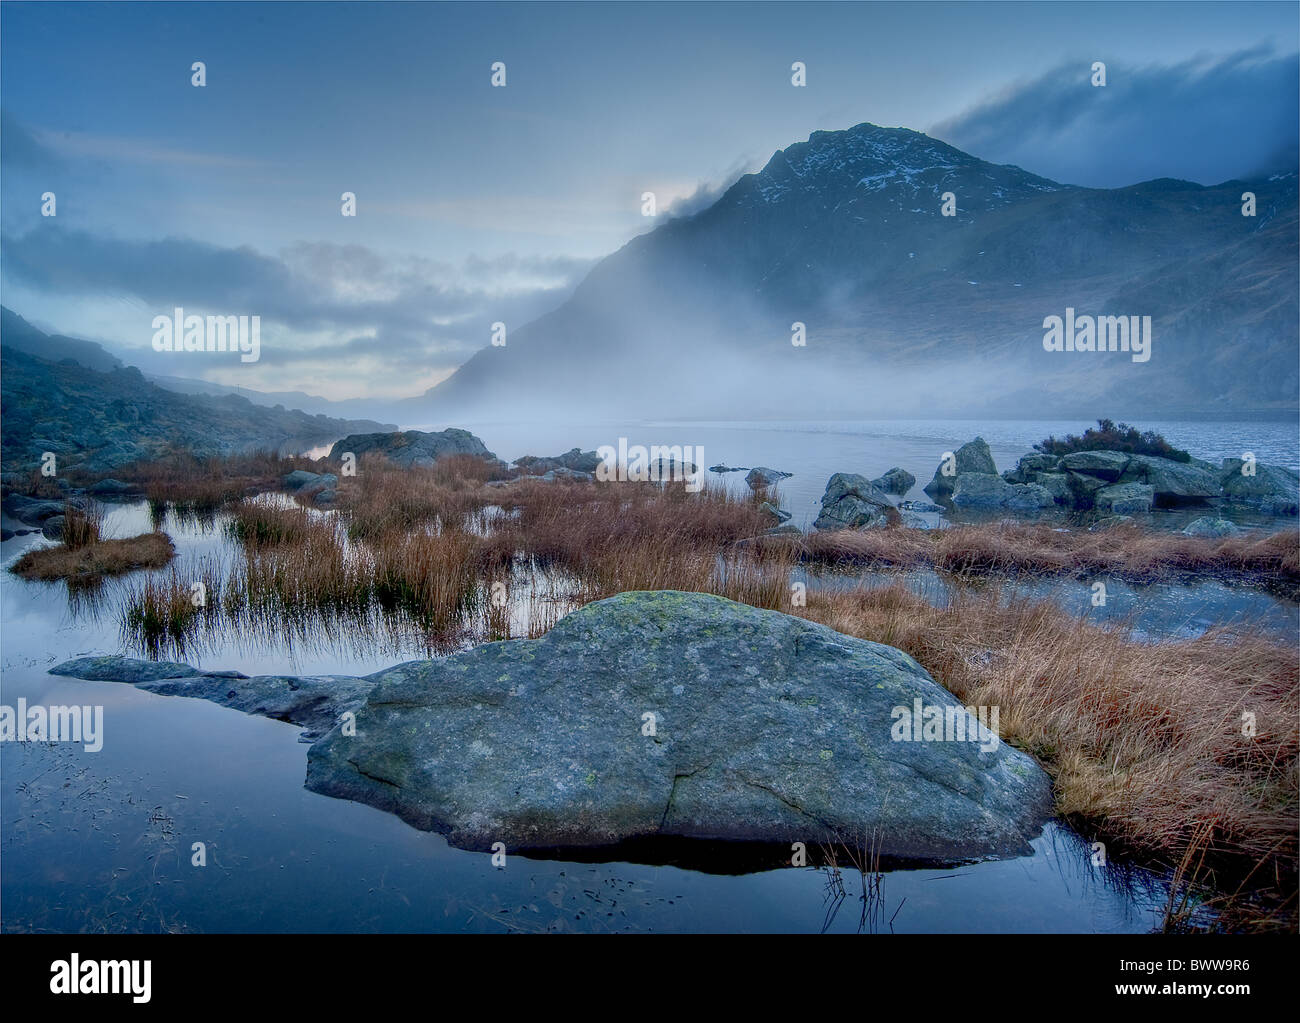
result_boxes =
[306,591,1053,859]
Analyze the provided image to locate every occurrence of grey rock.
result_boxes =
[899,512,932,529]
[951,474,1054,510]
[1033,472,1074,505]
[709,464,748,473]
[88,478,135,496]
[1058,451,1131,481]
[1120,455,1220,504]
[327,428,499,470]
[41,515,66,540]
[1181,517,1242,538]
[758,501,792,525]
[1094,482,1154,515]
[2,496,66,525]
[870,467,915,496]
[1089,515,1134,531]
[1219,459,1299,516]
[283,470,338,492]
[515,448,602,475]
[762,523,803,536]
[305,591,1053,859]
[49,655,368,741]
[1,528,13,541]
[923,437,997,499]
[813,473,897,530]
[745,466,793,490]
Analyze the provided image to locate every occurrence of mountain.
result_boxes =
[0,307,124,373]
[1,321,394,477]
[420,123,1299,420]
[142,372,401,423]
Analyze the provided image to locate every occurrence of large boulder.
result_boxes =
[1219,459,1299,516]
[950,474,1054,510]
[870,467,916,496]
[1094,482,1154,515]
[328,428,500,470]
[52,595,1055,860]
[923,437,997,499]
[813,473,897,530]
[306,591,1053,859]
[1119,455,1220,505]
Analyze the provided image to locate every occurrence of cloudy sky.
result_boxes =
[2,1,1296,400]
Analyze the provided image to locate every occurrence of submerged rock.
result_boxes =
[306,591,1052,859]
[746,466,792,490]
[1181,517,1242,538]
[49,655,372,741]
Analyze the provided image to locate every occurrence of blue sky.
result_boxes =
[2,1,1297,399]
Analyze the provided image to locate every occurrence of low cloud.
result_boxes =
[1,227,595,394]
[933,47,1299,187]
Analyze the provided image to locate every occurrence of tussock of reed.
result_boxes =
[61,499,104,550]
[11,531,174,583]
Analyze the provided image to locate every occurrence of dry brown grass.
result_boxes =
[12,532,175,583]
[791,520,1299,592]
[799,582,1298,929]
[115,448,322,515]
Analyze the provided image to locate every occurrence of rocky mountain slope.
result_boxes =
[419,123,1298,420]
[1,332,394,477]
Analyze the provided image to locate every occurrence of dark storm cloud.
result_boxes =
[933,48,1299,187]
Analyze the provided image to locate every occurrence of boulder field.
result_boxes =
[811,436,1298,527]
[51,591,1053,862]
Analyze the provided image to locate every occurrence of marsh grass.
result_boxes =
[108,454,1298,927]
[797,581,1298,929]
[792,520,1299,592]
